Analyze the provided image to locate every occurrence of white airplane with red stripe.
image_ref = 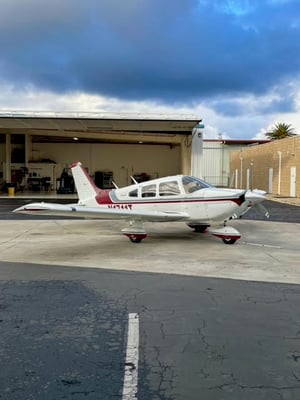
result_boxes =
[13,162,267,244]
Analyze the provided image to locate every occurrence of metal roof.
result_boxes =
[204,139,270,145]
[0,111,201,141]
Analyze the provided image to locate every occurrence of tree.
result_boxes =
[265,122,297,140]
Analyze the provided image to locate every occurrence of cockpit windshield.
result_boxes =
[182,176,213,193]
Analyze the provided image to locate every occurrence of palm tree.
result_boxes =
[265,122,297,140]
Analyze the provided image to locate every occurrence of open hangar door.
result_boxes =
[0,113,201,191]
[35,141,181,188]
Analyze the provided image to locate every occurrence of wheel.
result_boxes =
[129,236,142,243]
[123,232,147,242]
[188,224,208,233]
[222,238,237,245]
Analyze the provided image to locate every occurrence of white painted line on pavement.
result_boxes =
[240,241,281,249]
[122,313,139,400]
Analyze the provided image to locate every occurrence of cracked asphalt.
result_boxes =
[0,198,300,399]
[0,279,126,399]
[1,264,300,400]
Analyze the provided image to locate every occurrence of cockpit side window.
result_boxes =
[129,188,138,197]
[141,184,156,197]
[159,181,180,196]
[182,176,212,193]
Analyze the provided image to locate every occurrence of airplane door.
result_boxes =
[290,166,296,197]
[268,168,273,194]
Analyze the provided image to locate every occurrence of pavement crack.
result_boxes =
[204,288,218,305]
[152,345,176,394]
[293,372,300,382]
[159,321,166,340]
[209,382,300,392]
[181,336,191,353]
[0,223,43,250]
[197,319,209,351]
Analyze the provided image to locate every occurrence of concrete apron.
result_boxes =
[0,219,299,285]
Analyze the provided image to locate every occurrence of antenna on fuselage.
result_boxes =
[130,176,138,185]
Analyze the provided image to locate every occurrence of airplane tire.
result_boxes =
[129,236,143,243]
[188,224,208,233]
[222,238,237,245]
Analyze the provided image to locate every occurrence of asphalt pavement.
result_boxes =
[1,262,300,400]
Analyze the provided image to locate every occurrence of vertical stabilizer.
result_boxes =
[71,162,100,204]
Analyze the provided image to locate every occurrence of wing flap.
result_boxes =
[13,202,189,222]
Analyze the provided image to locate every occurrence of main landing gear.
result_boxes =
[124,233,148,243]
[122,221,241,245]
[187,224,209,233]
[121,221,147,243]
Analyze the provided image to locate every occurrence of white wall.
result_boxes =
[202,142,226,186]
[202,142,246,187]
[33,143,180,186]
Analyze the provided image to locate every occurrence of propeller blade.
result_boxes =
[256,203,270,219]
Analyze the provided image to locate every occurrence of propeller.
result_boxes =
[230,189,269,219]
[256,202,270,219]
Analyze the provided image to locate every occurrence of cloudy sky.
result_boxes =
[0,0,300,139]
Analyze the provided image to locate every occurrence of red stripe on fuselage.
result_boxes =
[95,194,242,206]
[95,190,113,204]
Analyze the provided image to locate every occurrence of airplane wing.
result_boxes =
[13,202,189,222]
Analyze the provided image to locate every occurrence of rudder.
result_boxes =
[70,162,100,204]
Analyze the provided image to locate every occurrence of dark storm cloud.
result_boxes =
[0,0,299,108]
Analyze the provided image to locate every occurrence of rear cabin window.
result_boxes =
[159,181,180,196]
[141,184,156,198]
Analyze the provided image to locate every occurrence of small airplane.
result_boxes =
[13,162,268,244]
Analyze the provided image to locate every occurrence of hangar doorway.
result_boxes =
[35,141,181,188]
[0,113,201,192]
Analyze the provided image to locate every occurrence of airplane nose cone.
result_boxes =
[245,190,266,206]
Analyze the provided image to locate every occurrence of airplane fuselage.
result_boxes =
[89,175,246,224]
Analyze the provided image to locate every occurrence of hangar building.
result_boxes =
[0,112,201,192]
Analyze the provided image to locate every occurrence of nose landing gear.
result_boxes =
[207,226,241,245]
[222,237,238,245]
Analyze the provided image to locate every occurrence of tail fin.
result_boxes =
[70,162,100,204]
